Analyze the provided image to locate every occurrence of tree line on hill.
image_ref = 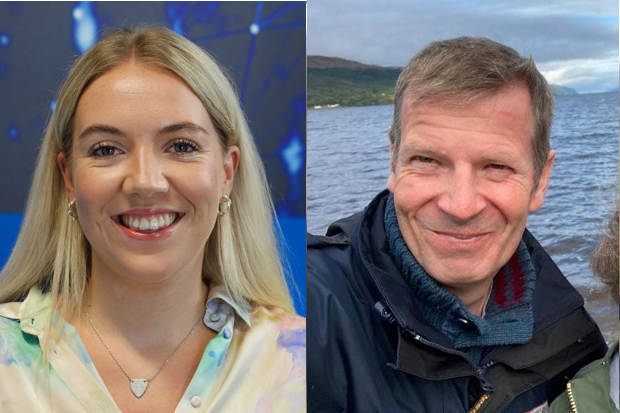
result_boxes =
[308,56,579,108]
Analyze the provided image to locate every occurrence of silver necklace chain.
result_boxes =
[84,305,205,398]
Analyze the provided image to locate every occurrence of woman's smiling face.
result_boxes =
[58,62,239,284]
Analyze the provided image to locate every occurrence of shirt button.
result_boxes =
[190,396,202,408]
[209,313,220,322]
[223,327,232,339]
[457,317,470,325]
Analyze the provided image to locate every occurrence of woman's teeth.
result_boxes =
[120,213,178,231]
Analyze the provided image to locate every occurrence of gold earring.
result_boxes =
[67,199,78,221]
[218,194,232,216]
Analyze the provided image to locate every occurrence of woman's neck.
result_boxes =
[83,254,208,348]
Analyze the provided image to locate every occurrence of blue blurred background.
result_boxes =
[0,2,306,315]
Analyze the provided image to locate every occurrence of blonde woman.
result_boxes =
[0,27,305,412]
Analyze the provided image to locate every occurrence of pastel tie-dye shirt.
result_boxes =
[0,286,306,412]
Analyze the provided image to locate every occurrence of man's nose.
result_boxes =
[122,148,169,197]
[436,168,485,222]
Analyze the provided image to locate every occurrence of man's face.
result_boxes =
[387,84,554,292]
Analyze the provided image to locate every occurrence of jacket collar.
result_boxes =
[352,189,587,347]
[356,190,451,344]
[565,341,619,412]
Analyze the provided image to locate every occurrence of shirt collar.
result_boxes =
[0,287,53,337]
[204,284,251,331]
[0,285,252,337]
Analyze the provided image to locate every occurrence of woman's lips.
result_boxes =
[119,213,179,232]
[112,212,184,241]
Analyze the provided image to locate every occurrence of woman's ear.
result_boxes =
[57,152,75,199]
[223,145,240,193]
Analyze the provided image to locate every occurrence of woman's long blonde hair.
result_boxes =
[0,28,294,323]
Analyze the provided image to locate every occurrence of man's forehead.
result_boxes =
[402,81,534,115]
[400,85,535,135]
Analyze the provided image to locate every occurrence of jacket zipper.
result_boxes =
[409,331,495,392]
[566,381,579,413]
[467,393,490,413]
[376,303,496,409]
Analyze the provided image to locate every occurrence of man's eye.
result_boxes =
[169,140,199,153]
[486,163,514,180]
[414,156,435,163]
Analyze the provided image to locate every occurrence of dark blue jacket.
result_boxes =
[307,190,607,413]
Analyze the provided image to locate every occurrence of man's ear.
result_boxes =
[387,136,397,192]
[529,150,555,213]
[57,152,75,199]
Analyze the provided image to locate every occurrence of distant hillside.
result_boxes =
[551,85,578,96]
[308,55,385,70]
[308,56,578,108]
[307,56,400,107]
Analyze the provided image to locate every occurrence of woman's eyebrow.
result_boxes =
[78,124,125,140]
[158,122,209,136]
[77,122,209,140]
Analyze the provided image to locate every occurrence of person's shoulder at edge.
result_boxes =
[307,211,364,248]
[250,305,305,334]
[548,342,619,413]
[0,300,23,322]
[0,301,22,345]
[0,294,44,409]
[231,306,305,411]
[247,306,305,350]
[0,295,32,338]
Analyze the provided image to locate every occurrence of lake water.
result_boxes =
[307,92,619,342]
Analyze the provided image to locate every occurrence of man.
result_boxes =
[307,37,607,412]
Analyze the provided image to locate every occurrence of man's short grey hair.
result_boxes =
[390,36,554,183]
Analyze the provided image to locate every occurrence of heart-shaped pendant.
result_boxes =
[130,379,148,398]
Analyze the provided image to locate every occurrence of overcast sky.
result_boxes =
[308,0,619,93]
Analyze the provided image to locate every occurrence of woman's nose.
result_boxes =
[122,148,169,197]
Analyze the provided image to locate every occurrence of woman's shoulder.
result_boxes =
[223,307,305,410]
[0,290,54,368]
[0,300,44,404]
[0,301,26,341]
[0,306,22,347]
[249,306,305,338]
[0,300,25,322]
[236,306,305,363]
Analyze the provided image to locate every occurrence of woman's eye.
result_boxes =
[90,145,120,157]
[169,140,199,153]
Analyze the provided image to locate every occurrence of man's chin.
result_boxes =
[424,262,495,290]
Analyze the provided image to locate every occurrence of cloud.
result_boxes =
[540,57,619,93]
[308,0,618,92]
